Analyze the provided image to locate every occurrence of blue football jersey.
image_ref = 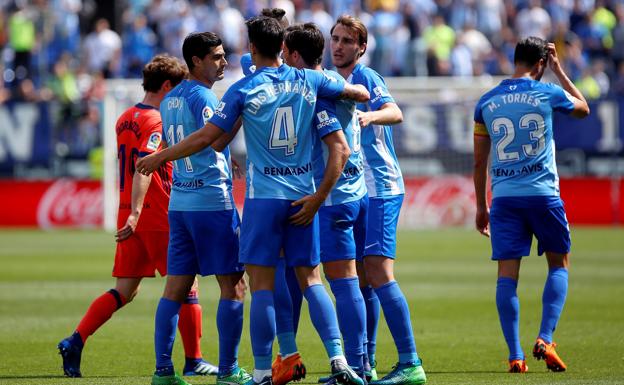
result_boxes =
[209,63,345,200]
[161,79,234,211]
[349,63,404,198]
[240,53,255,76]
[474,78,575,198]
[312,69,366,206]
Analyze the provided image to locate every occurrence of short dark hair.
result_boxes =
[514,36,549,67]
[246,16,284,59]
[331,15,368,55]
[260,8,289,28]
[182,32,222,70]
[284,23,324,67]
[142,54,187,92]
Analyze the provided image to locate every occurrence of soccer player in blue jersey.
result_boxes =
[473,37,589,373]
[137,16,370,385]
[282,23,368,381]
[147,32,251,385]
[330,15,426,385]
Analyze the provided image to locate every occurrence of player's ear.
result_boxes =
[359,43,367,58]
[161,79,172,93]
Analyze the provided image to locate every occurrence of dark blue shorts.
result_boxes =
[239,198,320,267]
[167,210,243,276]
[490,196,571,260]
[319,196,368,263]
[363,195,403,259]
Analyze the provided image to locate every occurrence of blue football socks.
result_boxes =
[250,290,275,370]
[375,281,419,364]
[154,297,182,372]
[539,268,569,343]
[329,277,366,369]
[496,277,524,361]
[361,285,380,364]
[217,299,244,374]
[304,284,343,358]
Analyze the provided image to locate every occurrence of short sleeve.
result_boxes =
[137,113,163,157]
[310,70,345,99]
[314,98,343,139]
[357,68,395,111]
[192,90,218,129]
[240,53,255,76]
[549,84,576,114]
[473,98,488,137]
[209,86,244,133]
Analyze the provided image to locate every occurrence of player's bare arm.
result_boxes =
[473,134,491,237]
[339,83,370,103]
[212,117,242,152]
[290,130,351,226]
[357,102,403,128]
[115,171,151,242]
[136,122,225,175]
[547,43,590,118]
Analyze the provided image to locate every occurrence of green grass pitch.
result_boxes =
[0,227,622,385]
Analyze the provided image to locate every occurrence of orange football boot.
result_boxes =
[272,353,306,385]
[533,338,567,372]
[508,359,528,373]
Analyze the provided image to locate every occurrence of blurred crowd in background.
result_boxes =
[2,0,624,162]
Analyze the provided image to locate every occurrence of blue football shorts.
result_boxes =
[239,198,320,267]
[362,194,403,259]
[319,196,368,263]
[489,196,571,260]
[167,209,243,276]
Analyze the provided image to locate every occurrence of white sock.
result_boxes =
[282,351,298,359]
[253,369,272,383]
[330,355,347,365]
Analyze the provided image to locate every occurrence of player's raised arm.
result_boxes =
[136,122,224,175]
[339,83,370,103]
[357,102,403,128]
[547,43,590,118]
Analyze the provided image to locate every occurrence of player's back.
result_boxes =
[161,79,234,211]
[475,78,575,198]
[350,63,404,198]
[115,103,170,231]
[312,69,366,206]
[215,64,344,200]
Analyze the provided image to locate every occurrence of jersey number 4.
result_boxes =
[492,113,546,162]
[269,106,297,156]
[166,124,194,172]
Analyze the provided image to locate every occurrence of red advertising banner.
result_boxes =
[0,177,621,228]
[0,179,103,228]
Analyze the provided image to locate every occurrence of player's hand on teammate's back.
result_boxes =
[289,194,324,226]
[136,153,162,176]
[475,207,490,238]
[115,213,139,242]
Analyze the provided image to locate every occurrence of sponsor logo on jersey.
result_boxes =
[215,102,227,119]
[249,65,256,73]
[146,132,162,151]
[316,110,339,129]
[202,106,214,124]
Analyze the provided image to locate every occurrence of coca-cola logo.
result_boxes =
[37,179,103,229]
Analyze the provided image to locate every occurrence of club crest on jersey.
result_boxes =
[202,106,214,124]
[371,86,389,102]
[249,65,256,73]
[509,85,517,90]
[146,132,162,151]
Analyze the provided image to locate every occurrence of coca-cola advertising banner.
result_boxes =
[0,179,103,228]
[0,177,621,229]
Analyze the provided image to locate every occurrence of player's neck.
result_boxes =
[141,92,162,109]
[254,56,282,70]
[189,73,215,89]
[512,67,536,80]
[335,62,356,80]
